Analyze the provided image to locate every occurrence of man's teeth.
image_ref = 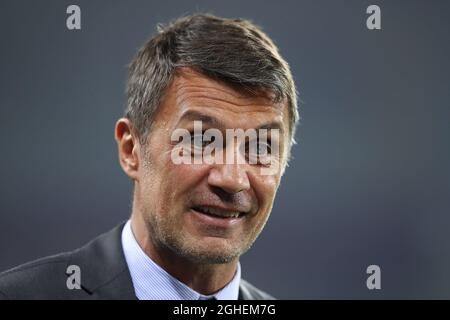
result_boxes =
[196,206,241,218]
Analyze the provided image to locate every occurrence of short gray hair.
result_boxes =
[125,13,299,148]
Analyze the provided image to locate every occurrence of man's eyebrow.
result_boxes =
[257,121,285,135]
[177,109,285,135]
[177,110,223,128]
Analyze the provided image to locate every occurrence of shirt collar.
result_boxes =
[121,220,241,300]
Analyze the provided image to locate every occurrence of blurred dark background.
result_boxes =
[1,0,449,299]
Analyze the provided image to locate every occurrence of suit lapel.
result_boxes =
[66,222,137,299]
[238,281,252,300]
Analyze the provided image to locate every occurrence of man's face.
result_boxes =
[135,69,289,264]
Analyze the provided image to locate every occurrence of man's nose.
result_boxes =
[207,162,250,194]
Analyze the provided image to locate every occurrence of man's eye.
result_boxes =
[256,141,271,156]
[190,134,209,149]
[244,139,272,164]
[246,140,271,153]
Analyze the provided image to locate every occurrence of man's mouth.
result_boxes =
[191,206,244,219]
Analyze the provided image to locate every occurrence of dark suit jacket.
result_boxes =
[0,223,274,300]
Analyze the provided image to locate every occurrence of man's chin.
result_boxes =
[174,236,242,264]
[185,251,238,264]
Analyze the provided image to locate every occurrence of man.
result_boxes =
[0,14,298,300]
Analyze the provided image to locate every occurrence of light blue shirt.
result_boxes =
[121,220,241,300]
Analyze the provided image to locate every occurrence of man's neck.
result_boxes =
[130,214,238,295]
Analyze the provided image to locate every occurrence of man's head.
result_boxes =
[115,14,299,265]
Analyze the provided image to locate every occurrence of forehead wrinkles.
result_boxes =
[177,88,274,110]
[173,83,284,118]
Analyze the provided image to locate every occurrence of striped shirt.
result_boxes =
[121,220,241,300]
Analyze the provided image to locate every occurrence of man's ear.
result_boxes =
[115,118,140,180]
